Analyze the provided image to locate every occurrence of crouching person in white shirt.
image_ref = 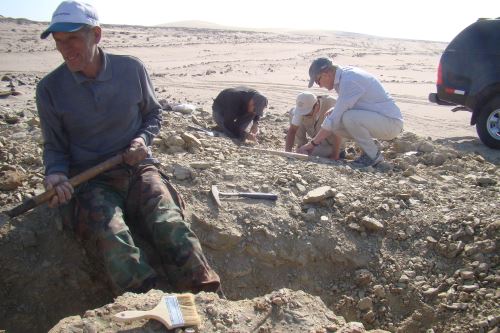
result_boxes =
[298,57,404,167]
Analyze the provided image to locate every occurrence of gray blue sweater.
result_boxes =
[36,49,162,175]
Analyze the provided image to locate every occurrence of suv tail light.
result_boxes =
[437,61,442,85]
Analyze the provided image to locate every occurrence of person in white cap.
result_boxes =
[285,92,342,159]
[36,1,221,295]
[298,57,404,167]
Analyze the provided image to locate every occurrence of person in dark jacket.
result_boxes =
[212,86,268,141]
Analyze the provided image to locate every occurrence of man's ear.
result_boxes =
[93,26,102,44]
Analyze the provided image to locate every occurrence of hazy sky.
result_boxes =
[1,0,497,42]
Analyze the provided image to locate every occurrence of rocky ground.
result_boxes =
[0,17,499,333]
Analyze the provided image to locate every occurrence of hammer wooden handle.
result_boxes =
[5,154,124,218]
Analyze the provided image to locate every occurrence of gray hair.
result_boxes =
[252,93,268,116]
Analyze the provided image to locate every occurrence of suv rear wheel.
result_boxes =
[476,97,500,149]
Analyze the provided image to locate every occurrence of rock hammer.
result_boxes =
[210,185,277,207]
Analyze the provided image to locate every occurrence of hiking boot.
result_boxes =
[353,151,384,167]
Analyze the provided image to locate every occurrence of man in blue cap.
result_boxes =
[298,57,404,167]
[37,1,221,295]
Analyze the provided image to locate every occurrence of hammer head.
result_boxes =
[210,185,222,207]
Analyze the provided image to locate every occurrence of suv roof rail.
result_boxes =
[477,17,499,21]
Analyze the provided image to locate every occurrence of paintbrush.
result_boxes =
[113,293,201,329]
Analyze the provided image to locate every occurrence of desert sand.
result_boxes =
[0,17,495,156]
[0,17,498,333]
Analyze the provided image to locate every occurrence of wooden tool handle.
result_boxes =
[5,154,124,218]
[114,310,154,322]
[113,298,173,329]
[244,147,310,160]
[220,192,278,200]
[242,147,336,164]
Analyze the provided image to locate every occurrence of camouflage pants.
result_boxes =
[60,164,220,294]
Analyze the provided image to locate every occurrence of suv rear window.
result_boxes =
[447,19,500,53]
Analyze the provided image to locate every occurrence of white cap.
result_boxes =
[41,1,99,39]
[292,92,317,116]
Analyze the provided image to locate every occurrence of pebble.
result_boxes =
[164,134,185,147]
[189,161,211,169]
[476,177,497,187]
[360,216,384,232]
[173,165,192,180]
[373,285,386,298]
[354,269,373,286]
[409,175,428,184]
[459,271,475,280]
[357,297,373,311]
[181,132,202,148]
[418,141,435,153]
[302,186,337,204]
[459,284,479,292]
[0,170,24,190]
[349,223,363,232]
[296,183,306,193]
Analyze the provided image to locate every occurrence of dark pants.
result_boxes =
[60,164,220,294]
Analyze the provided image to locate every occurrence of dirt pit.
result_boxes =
[1,108,499,333]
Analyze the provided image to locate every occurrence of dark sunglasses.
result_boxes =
[315,72,323,85]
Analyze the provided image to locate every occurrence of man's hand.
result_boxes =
[44,173,73,208]
[246,123,259,142]
[297,142,314,155]
[249,123,259,135]
[124,137,148,166]
[324,106,334,118]
[245,131,258,142]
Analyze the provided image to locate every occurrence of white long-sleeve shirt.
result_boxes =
[321,66,403,132]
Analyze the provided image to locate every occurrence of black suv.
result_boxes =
[429,18,500,149]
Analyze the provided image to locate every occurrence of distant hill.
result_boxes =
[158,20,389,39]
[157,20,237,30]
[0,15,44,24]
[0,15,431,41]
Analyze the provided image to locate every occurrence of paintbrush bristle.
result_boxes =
[170,293,201,327]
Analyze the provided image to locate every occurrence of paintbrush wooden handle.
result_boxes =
[114,309,174,329]
[5,154,124,218]
[113,297,174,329]
[114,310,151,321]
